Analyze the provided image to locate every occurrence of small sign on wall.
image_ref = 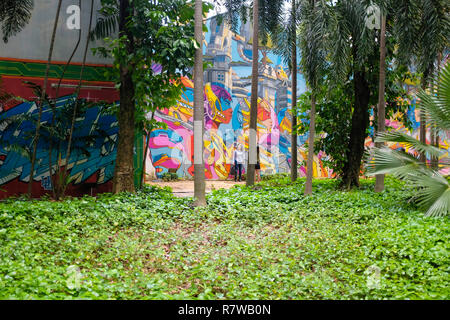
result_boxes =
[66,5,80,30]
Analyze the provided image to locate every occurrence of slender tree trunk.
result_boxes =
[303,0,316,195]
[59,0,95,199]
[28,0,62,198]
[113,0,136,193]
[431,51,442,170]
[341,70,370,189]
[246,0,259,187]
[304,93,315,195]
[141,130,150,189]
[419,66,432,165]
[290,0,298,182]
[193,0,206,206]
[374,14,386,193]
[48,0,82,199]
[140,112,154,189]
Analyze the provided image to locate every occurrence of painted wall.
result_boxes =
[146,18,331,180]
[366,100,450,176]
[0,0,112,65]
[0,7,447,198]
[0,0,121,198]
[0,62,121,198]
[146,18,449,180]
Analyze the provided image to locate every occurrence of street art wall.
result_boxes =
[366,99,450,176]
[145,18,449,181]
[0,94,117,196]
[0,0,125,198]
[1,8,448,199]
[146,18,333,180]
[0,66,122,198]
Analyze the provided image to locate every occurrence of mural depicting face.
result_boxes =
[149,82,235,179]
[160,77,194,122]
[204,83,233,129]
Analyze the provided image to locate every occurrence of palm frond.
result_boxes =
[366,147,427,179]
[89,1,119,41]
[0,0,34,42]
[409,173,450,217]
[374,131,444,158]
[416,0,449,81]
[417,62,450,130]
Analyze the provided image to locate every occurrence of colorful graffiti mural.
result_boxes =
[0,94,120,198]
[146,18,333,180]
[0,59,127,198]
[146,18,449,180]
[366,99,450,176]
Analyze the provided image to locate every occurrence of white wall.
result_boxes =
[0,0,113,64]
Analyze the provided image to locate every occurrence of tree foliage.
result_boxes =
[367,63,450,217]
[0,0,34,42]
[93,0,204,116]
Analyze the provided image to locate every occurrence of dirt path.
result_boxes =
[146,180,245,197]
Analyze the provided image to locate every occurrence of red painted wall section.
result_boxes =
[1,77,118,111]
[0,73,119,199]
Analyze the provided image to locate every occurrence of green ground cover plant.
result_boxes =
[0,178,448,299]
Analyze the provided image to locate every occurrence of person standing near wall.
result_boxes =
[255,145,261,182]
[233,144,245,182]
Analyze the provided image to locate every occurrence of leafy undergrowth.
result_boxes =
[0,178,448,299]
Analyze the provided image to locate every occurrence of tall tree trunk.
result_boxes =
[374,14,387,193]
[431,51,442,170]
[193,0,206,206]
[419,66,432,165]
[246,0,259,187]
[419,84,426,165]
[140,112,154,189]
[113,0,136,193]
[28,0,63,198]
[304,93,315,195]
[303,0,316,195]
[341,70,370,189]
[290,0,298,182]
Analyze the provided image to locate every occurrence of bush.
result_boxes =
[261,172,289,181]
[161,172,178,182]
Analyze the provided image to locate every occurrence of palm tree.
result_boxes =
[374,12,387,192]
[373,0,449,190]
[367,62,450,217]
[271,0,300,183]
[299,0,327,195]
[193,0,206,206]
[0,0,34,43]
[222,0,283,187]
[247,0,259,187]
[393,0,449,161]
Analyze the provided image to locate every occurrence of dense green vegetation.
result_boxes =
[0,177,448,299]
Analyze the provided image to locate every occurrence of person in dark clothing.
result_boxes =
[255,145,261,182]
[233,144,245,182]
